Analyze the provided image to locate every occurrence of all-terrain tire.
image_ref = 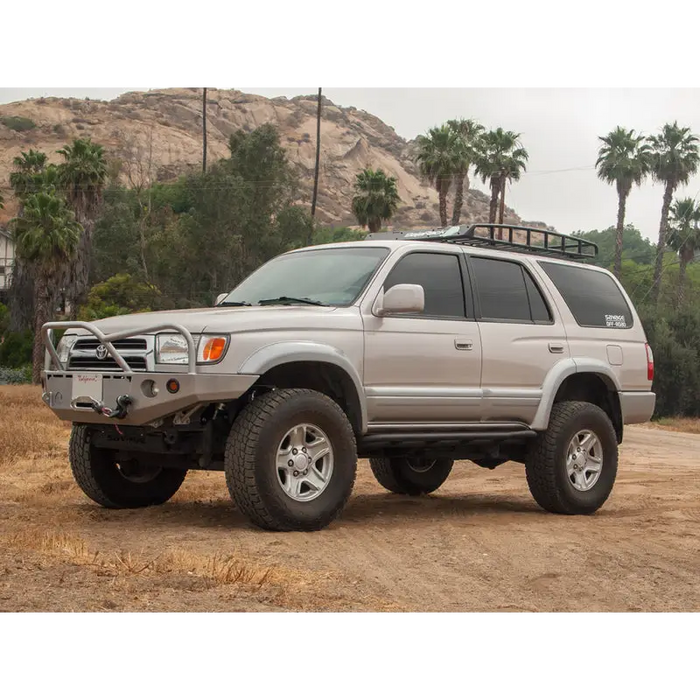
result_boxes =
[224,389,357,531]
[525,401,618,515]
[369,457,453,496]
[69,425,187,508]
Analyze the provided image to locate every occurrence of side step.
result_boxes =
[357,428,537,457]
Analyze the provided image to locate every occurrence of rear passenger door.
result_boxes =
[468,255,569,424]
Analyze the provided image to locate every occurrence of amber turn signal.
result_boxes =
[166,378,180,394]
[202,337,227,362]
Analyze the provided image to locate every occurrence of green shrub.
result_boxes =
[0,115,36,132]
[0,331,34,368]
[0,302,9,337]
[0,365,32,385]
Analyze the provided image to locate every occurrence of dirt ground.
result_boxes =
[1,386,699,612]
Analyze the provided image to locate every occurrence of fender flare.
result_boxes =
[531,358,622,431]
[239,341,367,433]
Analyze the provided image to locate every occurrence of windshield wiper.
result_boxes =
[217,301,252,307]
[258,296,327,307]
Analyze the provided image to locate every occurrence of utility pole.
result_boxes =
[309,87,322,244]
[202,87,208,173]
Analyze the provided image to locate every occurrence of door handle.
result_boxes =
[548,343,565,354]
[455,338,473,351]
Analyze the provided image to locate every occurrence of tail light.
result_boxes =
[645,343,654,382]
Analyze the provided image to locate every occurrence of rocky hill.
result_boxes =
[0,88,546,230]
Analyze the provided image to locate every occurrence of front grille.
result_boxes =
[68,335,150,372]
[68,356,148,371]
[74,338,147,351]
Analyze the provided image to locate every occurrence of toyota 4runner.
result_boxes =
[41,224,656,531]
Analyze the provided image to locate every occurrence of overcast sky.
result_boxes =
[3,87,700,241]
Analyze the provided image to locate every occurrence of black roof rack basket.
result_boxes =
[366,223,598,260]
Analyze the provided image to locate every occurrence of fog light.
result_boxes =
[166,378,180,394]
[141,379,159,398]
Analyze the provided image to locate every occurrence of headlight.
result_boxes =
[156,334,191,364]
[155,334,230,365]
[56,335,77,364]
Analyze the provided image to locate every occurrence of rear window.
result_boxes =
[539,261,633,329]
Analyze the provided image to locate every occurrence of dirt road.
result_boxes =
[1,387,698,611]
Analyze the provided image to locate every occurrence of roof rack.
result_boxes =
[366,223,598,260]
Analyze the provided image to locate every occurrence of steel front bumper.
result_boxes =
[40,320,258,426]
[42,371,258,425]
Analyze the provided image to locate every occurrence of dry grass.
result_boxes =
[650,418,700,435]
[0,386,367,611]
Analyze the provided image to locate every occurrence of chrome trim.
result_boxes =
[42,321,198,375]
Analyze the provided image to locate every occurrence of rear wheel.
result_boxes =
[369,457,453,496]
[69,425,187,508]
[525,401,618,515]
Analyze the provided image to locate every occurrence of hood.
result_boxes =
[82,305,356,335]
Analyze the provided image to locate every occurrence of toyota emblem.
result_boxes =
[95,344,108,360]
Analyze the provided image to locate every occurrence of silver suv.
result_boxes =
[41,224,655,531]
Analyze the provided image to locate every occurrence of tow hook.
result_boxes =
[88,394,133,419]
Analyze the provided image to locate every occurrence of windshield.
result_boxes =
[221,247,389,307]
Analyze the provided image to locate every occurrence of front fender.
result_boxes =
[238,341,367,432]
[530,358,622,431]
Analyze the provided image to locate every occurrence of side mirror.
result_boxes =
[374,284,425,316]
[215,293,228,306]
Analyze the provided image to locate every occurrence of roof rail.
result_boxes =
[366,223,598,260]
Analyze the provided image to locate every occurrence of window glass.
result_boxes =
[524,269,552,322]
[539,261,633,328]
[384,253,466,318]
[471,257,533,322]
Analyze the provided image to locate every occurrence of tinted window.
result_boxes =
[384,253,466,318]
[539,261,633,328]
[471,257,551,323]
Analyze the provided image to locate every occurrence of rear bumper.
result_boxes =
[619,391,656,425]
[41,371,258,426]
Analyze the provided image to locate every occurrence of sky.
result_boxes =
[3,87,700,241]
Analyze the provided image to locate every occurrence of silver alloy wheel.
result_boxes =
[406,458,437,474]
[566,429,603,492]
[276,423,334,502]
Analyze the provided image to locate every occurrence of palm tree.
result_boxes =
[352,168,401,233]
[648,122,700,304]
[11,189,81,383]
[414,125,460,227]
[57,138,108,311]
[8,150,58,333]
[474,129,529,230]
[446,119,484,225]
[596,127,652,279]
[668,197,700,303]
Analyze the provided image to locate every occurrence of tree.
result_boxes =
[648,122,700,304]
[57,138,108,312]
[414,125,460,227]
[446,118,484,224]
[474,128,528,229]
[11,189,81,383]
[78,273,161,321]
[595,127,652,279]
[577,225,655,270]
[667,197,700,303]
[351,168,401,233]
[7,150,60,333]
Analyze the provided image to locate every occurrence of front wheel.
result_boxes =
[69,425,187,508]
[224,389,357,531]
[525,401,618,515]
[369,457,453,495]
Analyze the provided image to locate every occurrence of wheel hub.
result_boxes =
[276,423,334,502]
[566,429,603,491]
